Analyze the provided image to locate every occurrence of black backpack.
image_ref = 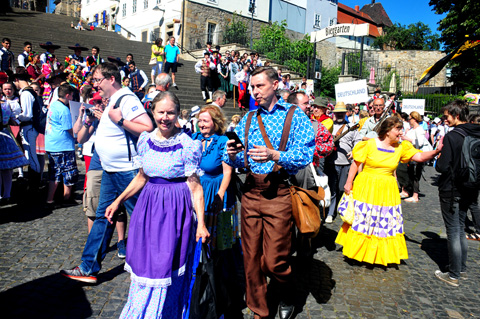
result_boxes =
[22,88,47,134]
[114,94,155,161]
[452,128,480,188]
[143,99,157,129]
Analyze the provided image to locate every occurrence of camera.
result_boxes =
[85,108,95,117]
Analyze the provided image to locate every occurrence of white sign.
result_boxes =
[310,23,370,43]
[402,99,425,115]
[335,79,369,104]
[69,101,94,125]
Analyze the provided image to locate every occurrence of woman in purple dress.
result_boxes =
[105,91,209,318]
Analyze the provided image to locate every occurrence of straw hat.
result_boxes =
[332,101,347,113]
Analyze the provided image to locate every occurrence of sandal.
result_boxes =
[400,192,409,199]
[466,233,480,241]
[404,197,419,203]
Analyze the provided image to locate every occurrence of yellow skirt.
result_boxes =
[335,171,408,266]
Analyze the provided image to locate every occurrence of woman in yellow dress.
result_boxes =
[335,117,442,266]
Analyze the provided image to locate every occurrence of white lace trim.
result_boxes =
[149,129,183,147]
[124,262,186,288]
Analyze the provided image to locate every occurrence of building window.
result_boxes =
[314,14,321,28]
[133,0,137,13]
[208,0,218,4]
[207,22,217,44]
[328,0,338,4]
[122,3,126,17]
[144,0,148,9]
[87,0,89,4]
[366,39,370,45]
[329,18,336,26]
[156,0,161,4]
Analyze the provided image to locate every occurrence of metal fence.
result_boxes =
[341,50,460,115]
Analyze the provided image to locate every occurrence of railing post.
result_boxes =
[341,52,346,76]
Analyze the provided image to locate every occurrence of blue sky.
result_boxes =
[47,0,446,36]
[339,0,446,35]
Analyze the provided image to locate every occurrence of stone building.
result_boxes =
[54,0,81,18]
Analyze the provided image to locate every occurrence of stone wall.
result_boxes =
[316,40,337,68]
[334,48,449,92]
[54,0,81,18]
[184,1,267,51]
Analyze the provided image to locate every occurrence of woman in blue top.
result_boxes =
[192,105,245,318]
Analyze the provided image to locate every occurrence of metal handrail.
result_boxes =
[177,43,197,60]
[116,23,136,38]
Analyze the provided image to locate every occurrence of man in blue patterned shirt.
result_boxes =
[224,67,315,319]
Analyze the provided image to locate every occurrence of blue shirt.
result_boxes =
[223,99,315,175]
[45,100,75,152]
[164,44,180,63]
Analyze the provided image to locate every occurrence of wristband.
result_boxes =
[84,122,92,128]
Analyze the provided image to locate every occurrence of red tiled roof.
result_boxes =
[337,3,380,37]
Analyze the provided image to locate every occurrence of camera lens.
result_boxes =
[85,109,94,117]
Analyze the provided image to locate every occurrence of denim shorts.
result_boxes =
[47,150,79,186]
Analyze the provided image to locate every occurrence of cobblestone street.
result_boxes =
[0,164,479,319]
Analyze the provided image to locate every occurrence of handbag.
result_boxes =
[149,57,157,65]
[337,192,355,224]
[248,106,324,237]
[188,242,218,319]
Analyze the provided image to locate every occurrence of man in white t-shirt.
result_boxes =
[61,62,154,284]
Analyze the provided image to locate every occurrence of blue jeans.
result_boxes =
[80,169,139,275]
[439,195,467,279]
[327,164,350,217]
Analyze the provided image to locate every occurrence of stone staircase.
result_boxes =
[0,8,243,119]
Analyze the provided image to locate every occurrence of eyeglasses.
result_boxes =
[373,104,384,107]
[92,77,106,84]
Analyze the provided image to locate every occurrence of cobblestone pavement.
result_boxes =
[1,164,479,319]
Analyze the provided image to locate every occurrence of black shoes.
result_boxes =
[278,301,295,319]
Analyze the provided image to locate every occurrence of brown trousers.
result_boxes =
[241,172,293,318]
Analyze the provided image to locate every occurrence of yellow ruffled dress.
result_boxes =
[335,138,420,266]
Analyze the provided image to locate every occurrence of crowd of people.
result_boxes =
[1,33,480,319]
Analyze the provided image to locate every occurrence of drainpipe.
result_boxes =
[181,0,186,53]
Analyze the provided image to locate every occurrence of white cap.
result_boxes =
[433,117,441,124]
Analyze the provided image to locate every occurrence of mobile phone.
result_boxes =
[225,131,244,148]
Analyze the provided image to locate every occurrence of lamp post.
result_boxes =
[249,0,255,49]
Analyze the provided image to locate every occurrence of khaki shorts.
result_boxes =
[83,169,127,219]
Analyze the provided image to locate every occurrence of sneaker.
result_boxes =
[117,240,126,259]
[460,272,468,280]
[325,215,333,224]
[61,266,97,284]
[434,270,459,287]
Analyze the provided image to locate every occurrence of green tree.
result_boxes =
[374,22,440,50]
[317,65,341,98]
[253,21,314,74]
[223,13,248,46]
[429,0,480,91]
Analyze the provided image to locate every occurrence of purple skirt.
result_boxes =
[125,177,196,287]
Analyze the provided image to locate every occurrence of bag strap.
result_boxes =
[256,106,297,172]
[114,94,139,161]
[244,111,256,168]
[335,124,347,138]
